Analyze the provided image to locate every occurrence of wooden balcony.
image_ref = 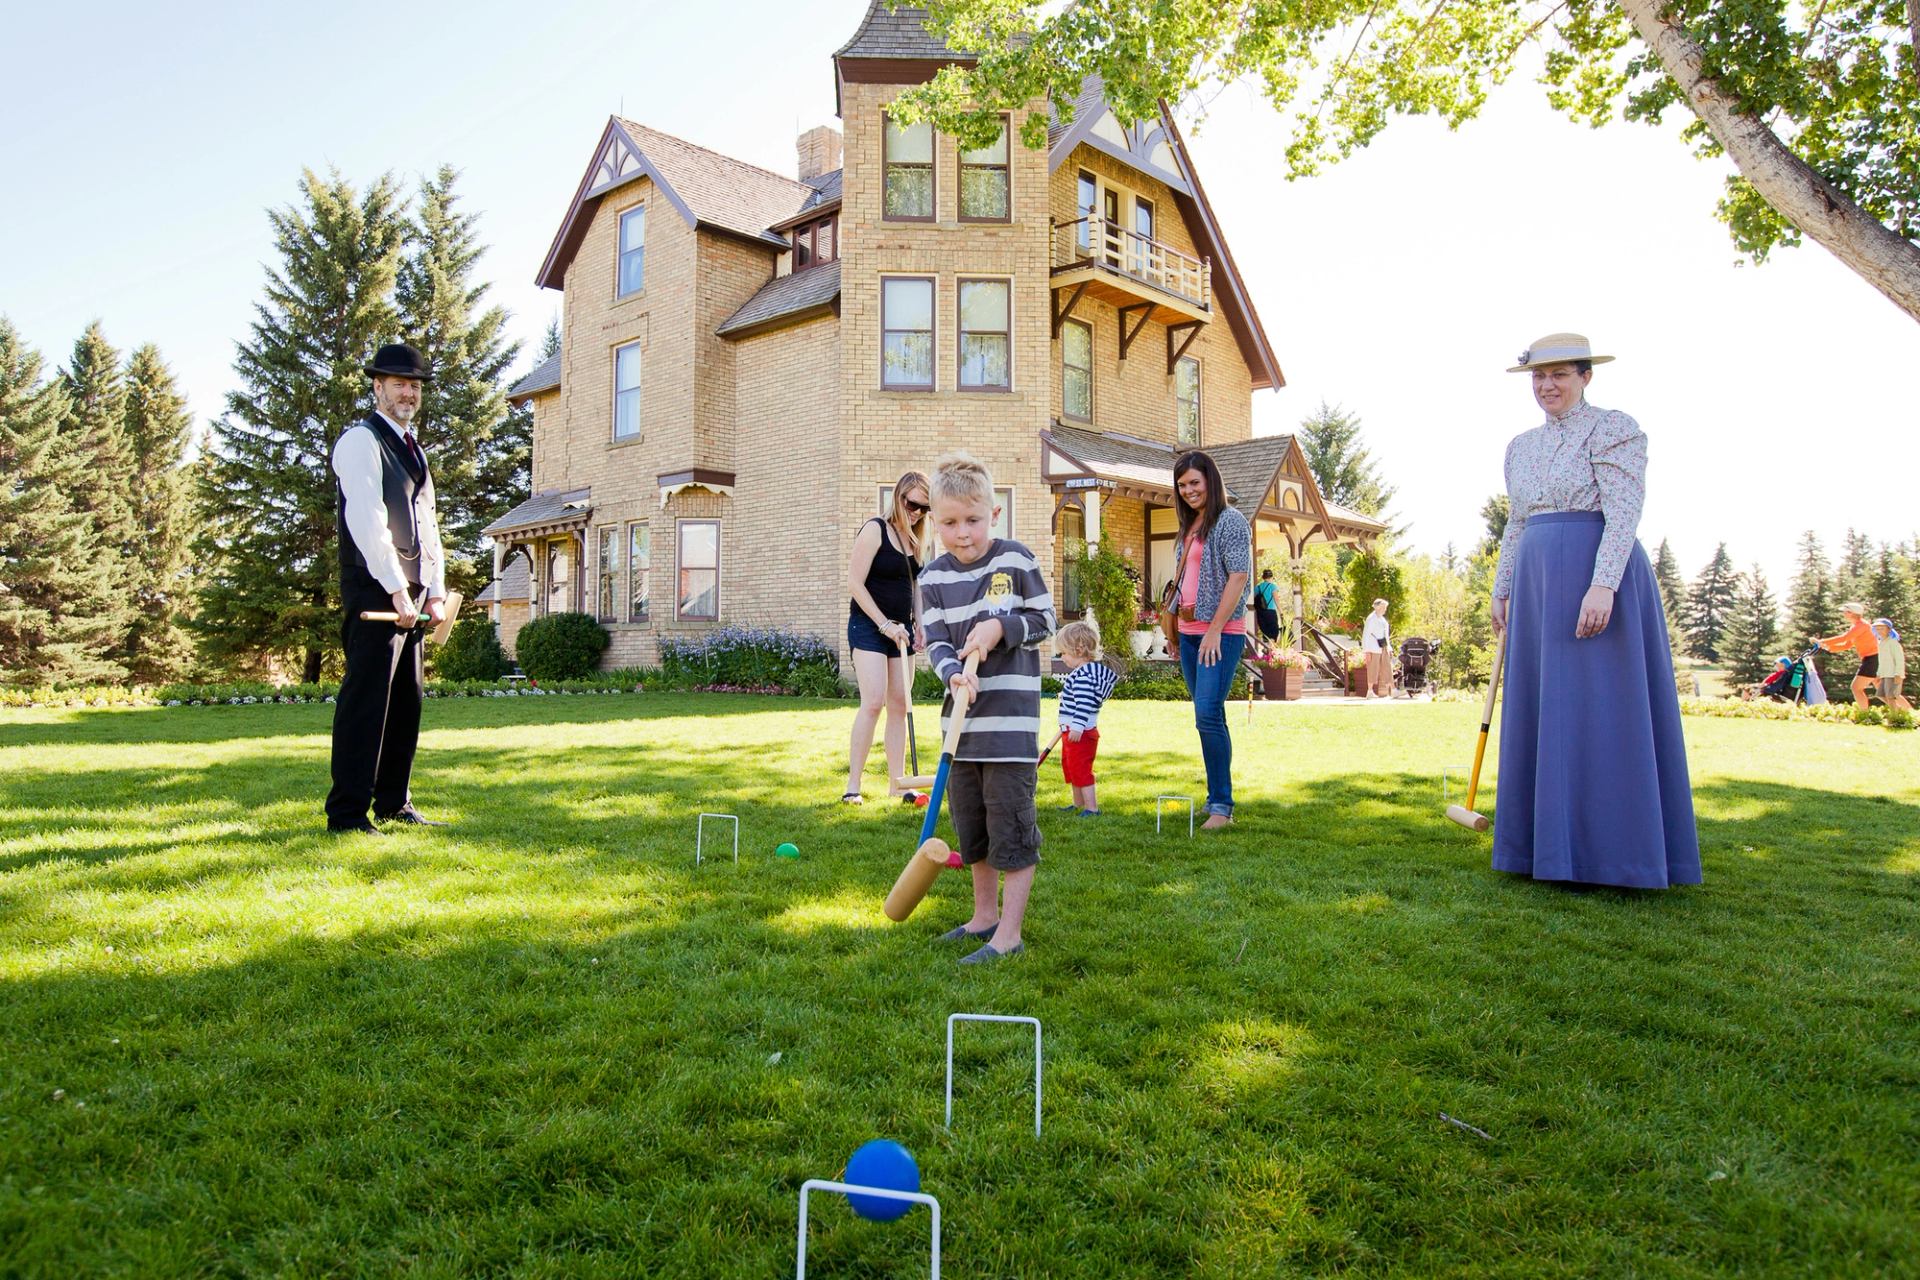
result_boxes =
[1051,217,1212,325]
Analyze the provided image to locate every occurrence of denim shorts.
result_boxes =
[848,610,913,655]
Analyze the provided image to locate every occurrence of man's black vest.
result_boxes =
[337,412,428,590]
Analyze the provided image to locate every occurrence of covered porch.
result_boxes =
[479,487,594,628]
[1040,423,1385,684]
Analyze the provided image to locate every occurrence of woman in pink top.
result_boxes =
[1171,451,1252,829]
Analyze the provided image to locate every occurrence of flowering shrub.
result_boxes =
[660,625,838,693]
[1256,650,1308,669]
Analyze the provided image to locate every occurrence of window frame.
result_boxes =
[1061,318,1093,422]
[612,340,642,442]
[956,276,1012,393]
[616,203,646,298]
[1075,170,1097,252]
[1060,502,1086,617]
[1176,355,1202,447]
[675,518,721,622]
[993,485,1015,541]
[957,113,1012,224]
[791,214,840,272]
[879,274,937,392]
[594,525,620,623]
[546,539,572,616]
[881,114,936,223]
[626,520,650,623]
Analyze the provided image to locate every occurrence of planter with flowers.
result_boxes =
[1345,647,1372,696]
[1131,606,1169,659]
[1254,649,1308,700]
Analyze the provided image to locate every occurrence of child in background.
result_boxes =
[1054,620,1119,816]
[1873,618,1910,712]
[919,451,1056,964]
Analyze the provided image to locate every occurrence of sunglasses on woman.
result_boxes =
[902,499,929,515]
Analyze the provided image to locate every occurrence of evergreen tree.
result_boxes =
[397,165,524,599]
[1683,543,1739,661]
[1299,401,1395,518]
[119,344,198,684]
[1835,528,1873,605]
[1653,538,1685,620]
[1785,530,1840,679]
[1476,494,1508,557]
[1719,565,1780,688]
[1868,543,1916,632]
[0,319,122,686]
[195,169,405,681]
[55,322,138,678]
[536,313,561,363]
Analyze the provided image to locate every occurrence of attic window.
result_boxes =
[792,215,837,271]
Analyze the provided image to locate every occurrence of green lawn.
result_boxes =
[2,696,1916,1278]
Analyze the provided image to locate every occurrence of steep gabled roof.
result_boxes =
[717,262,842,339]
[507,352,560,403]
[536,118,817,290]
[1047,78,1285,390]
[834,1,970,60]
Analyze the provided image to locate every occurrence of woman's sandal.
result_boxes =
[841,792,864,805]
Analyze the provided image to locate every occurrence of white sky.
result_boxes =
[2,0,1913,592]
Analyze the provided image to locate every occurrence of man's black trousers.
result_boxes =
[326,575,424,828]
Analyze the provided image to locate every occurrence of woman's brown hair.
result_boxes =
[1173,450,1229,545]
[888,470,930,560]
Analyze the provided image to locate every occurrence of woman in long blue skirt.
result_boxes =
[1489,334,1701,889]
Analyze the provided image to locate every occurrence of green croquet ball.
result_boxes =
[775,842,800,859]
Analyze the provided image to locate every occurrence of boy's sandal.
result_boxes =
[1077,809,1102,818]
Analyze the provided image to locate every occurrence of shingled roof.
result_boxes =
[537,118,818,290]
[482,487,592,540]
[507,352,560,403]
[1208,434,1295,510]
[717,261,842,339]
[475,555,530,604]
[834,2,972,60]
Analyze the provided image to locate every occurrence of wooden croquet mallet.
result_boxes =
[1445,629,1507,833]
[1035,729,1065,767]
[359,589,465,644]
[891,631,927,798]
[883,651,980,922]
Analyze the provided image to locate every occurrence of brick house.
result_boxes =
[485,2,1382,669]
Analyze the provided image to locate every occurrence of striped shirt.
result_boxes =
[1058,661,1119,731]
[921,539,1056,762]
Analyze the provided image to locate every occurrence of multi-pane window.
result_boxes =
[1061,504,1085,616]
[596,526,619,622]
[881,277,934,390]
[1062,319,1092,421]
[883,116,934,219]
[677,520,719,620]
[792,216,838,271]
[618,205,646,296]
[1176,356,1201,447]
[959,119,1009,220]
[613,342,641,440]
[958,279,1010,390]
[1076,170,1096,250]
[627,522,650,622]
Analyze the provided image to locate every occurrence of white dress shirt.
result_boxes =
[331,410,446,599]
[1363,612,1391,654]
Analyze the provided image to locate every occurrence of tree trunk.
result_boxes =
[304,645,322,684]
[1616,0,1920,323]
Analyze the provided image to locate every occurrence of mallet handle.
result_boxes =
[1036,729,1065,767]
[916,653,982,847]
[1463,630,1508,812]
[358,612,417,624]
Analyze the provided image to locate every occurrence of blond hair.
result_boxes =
[931,450,994,508]
[887,470,929,559]
[1058,619,1101,660]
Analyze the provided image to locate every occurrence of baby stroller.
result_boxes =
[1758,649,1827,705]
[1397,637,1435,698]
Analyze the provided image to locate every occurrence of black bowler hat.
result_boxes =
[364,342,433,382]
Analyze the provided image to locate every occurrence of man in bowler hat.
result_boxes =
[325,342,450,834]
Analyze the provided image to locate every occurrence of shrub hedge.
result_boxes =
[514,612,609,681]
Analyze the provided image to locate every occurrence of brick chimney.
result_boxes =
[797,125,843,182]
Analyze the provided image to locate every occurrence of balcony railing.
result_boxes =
[1053,217,1211,311]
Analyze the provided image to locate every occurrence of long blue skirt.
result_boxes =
[1492,512,1701,888]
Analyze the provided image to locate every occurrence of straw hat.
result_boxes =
[1508,333,1615,373]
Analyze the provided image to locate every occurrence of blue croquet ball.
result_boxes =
[844,1139,919,1222]
[775,842,800,859]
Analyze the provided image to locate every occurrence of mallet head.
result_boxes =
[1445,803,1491,833]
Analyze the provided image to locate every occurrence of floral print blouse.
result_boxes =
[1493,398,1647,600]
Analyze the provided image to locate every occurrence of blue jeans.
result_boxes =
[1178,631,1245,816]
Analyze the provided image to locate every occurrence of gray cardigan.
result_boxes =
[1177,506,1253,625]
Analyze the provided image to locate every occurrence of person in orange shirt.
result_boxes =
[1815,601,1881,711]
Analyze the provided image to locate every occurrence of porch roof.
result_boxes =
[482,487,592,542]
[475,556,530,604]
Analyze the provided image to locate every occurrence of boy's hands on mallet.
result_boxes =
[960,618,1004,661]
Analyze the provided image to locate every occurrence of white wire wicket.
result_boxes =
[945,1013,1043,1138]
[696,813,738,864]
[1440,768,1470,803]
[795,1180,941,1279]
[1155,794,1195,837]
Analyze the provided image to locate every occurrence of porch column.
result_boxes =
[490,542,504,623]
[1287,532,1304,651]
[1084,490,1101,551]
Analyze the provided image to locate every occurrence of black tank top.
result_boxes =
[853,517,920,625]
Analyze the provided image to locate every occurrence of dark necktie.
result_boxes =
[405,432,426,475]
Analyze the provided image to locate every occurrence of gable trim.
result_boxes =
[538,119,701,291]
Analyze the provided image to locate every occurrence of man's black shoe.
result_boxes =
[375,806,447,827]
[327,822,384,836]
